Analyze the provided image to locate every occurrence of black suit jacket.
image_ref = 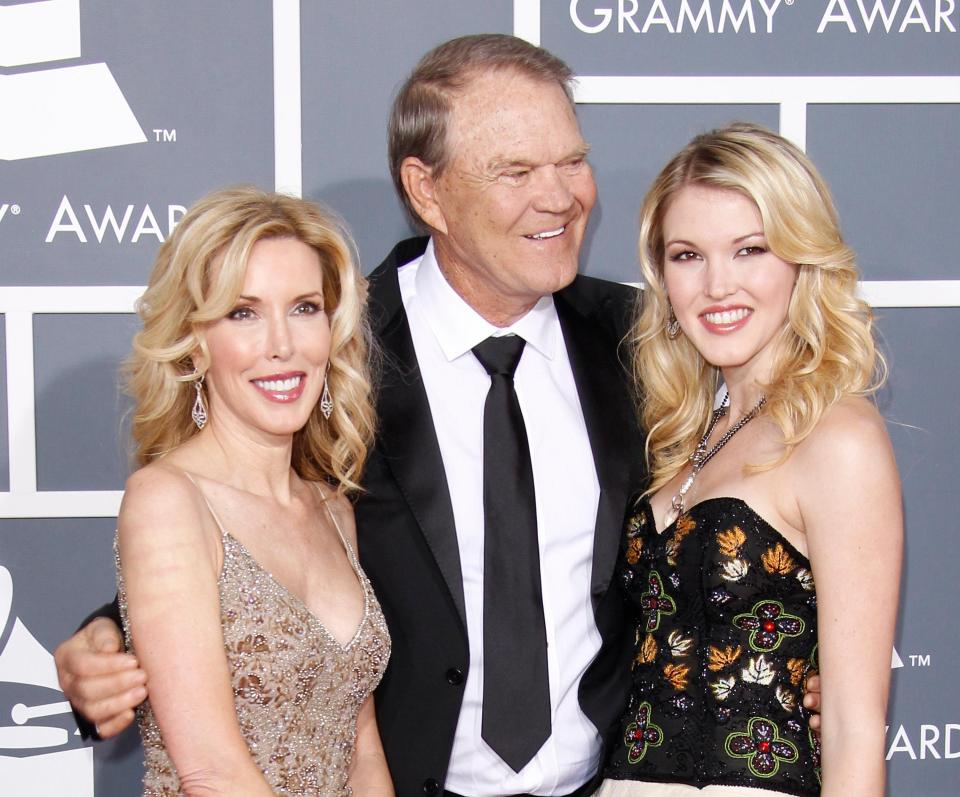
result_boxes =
[356,237,645,797]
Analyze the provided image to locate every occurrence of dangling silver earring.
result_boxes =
[320,368,333,420]
[191,373,208,429]
[665,304,681,340]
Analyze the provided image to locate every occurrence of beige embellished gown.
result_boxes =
[116,489,391,796]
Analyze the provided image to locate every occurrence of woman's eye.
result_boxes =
[669,250,699,262]
[294,301,322,315]
[227,306,255,321]
[738,245,767,256]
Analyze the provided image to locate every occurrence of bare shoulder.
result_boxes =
[794,395,893,471]
[119,462,210,544]
[792,396,901,527]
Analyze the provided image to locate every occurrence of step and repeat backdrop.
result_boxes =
[0,1,957,794]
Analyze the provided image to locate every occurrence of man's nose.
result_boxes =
[532,165,575,214]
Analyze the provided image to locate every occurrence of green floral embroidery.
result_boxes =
[640,571,676,632]
[733,599,804,652]
[725,716,799,778]
[623,701,663,764]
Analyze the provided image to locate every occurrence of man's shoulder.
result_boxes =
[367,237,429,334]
[369,236,429,281]
[557,274,639,338]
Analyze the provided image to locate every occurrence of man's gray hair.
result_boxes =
[387,33,577,226]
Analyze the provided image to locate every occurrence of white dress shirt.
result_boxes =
[398,240,604,796]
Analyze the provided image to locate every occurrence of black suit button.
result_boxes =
[423,778,440,795]
[445,667,464,686]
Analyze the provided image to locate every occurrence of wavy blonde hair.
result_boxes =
[126,186,376,492]
[632,122,885,494]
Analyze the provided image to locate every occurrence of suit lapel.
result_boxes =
[555,287,635,605]
[369,240,467,627]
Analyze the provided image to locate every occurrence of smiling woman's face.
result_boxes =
[201,236,331,440]
[662,184,798,386]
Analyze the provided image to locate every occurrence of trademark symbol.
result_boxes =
[11,204,20,215]
[153,128,177,143]
[909,653,931,667]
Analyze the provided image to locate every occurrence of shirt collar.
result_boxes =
[415,239,560,362]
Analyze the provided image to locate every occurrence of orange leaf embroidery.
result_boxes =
[761,543,796,575]
[663,662,690,691]
[626,537,643,565]
[707,644,743,672]
[787,658,807,686]
[635,633,658,665]
[716,526,747,557]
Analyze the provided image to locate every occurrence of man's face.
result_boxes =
[427,69,597,325]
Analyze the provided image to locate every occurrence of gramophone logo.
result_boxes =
[0,565,93,796]
[0,0,147,160]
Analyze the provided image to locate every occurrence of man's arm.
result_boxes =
[54,602,147,739]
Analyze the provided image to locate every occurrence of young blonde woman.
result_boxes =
[599,124,901,797]
[114,187,391,796]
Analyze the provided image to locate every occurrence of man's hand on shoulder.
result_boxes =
[54,616,147,738]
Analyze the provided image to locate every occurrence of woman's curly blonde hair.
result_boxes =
[126,186,376,493]
[631,123,885,494]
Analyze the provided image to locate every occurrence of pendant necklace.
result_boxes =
[663,392,767,528]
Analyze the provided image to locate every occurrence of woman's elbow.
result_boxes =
[178,766,240,797]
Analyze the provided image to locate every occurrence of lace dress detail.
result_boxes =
[604,497,820,796]
[115,485,391,796]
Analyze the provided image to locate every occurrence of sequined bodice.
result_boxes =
[116,511,391,796]
[605,497,821,796]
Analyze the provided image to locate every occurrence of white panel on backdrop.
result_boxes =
[0,0,80,67]
[0,63,146,161]
[0,0,146,161]
[0,566,93,795]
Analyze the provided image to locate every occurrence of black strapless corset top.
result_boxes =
[605,496,822,796]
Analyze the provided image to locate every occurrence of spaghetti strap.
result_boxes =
[312,482,359,568]
[182,470,230,538]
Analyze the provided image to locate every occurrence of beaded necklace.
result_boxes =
[663,392,767,527]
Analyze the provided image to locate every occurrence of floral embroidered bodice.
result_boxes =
[604,496,821,796]
[116,500,391,797]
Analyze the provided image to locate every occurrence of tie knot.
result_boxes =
[472,335,526,378]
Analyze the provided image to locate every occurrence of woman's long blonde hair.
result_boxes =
[632,122,885,494]
[126,186,376,492]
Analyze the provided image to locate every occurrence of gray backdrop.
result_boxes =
[0,1,957,794]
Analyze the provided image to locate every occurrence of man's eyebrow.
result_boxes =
[487,144,591,172]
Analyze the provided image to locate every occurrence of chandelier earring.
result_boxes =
[320,366,334,420]
[191,372,208,430]
[666,304,681,340]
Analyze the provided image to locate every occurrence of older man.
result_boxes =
[59,34,822,797]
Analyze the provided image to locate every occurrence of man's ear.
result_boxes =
[400,157,447,234]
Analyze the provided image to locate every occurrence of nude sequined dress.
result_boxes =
[116,491,391,796]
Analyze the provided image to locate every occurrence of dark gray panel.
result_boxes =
[0,518,141,795]
[874,308,960,793]
[300,0,515,272]
[577,103,780,282]
[0,317,7,491]
[2,1,275,286]
[33,314,138,491]
[807,104,960,281]
[544,0,960,76]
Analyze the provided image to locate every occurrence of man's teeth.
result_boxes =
[527,226,565,240]
[254,376,302,392]
[704,308,750,325]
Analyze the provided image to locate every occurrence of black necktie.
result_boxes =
[472,334,551,772]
